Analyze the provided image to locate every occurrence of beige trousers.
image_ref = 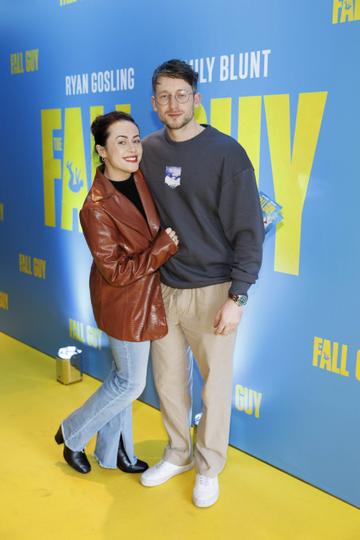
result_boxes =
[151,282,237,477]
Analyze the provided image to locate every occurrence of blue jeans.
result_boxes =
[61,338,150,469]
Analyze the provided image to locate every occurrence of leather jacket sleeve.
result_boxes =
[80,205,178,287]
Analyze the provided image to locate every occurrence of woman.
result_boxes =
[55,111,178,474]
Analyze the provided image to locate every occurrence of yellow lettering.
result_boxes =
[10,54,15,74]
[341,0,354,22]
[33,258,46,279]
[211,97,232,136]
[264,92,327,275]
[355,0,360,19]
[235,384,245,411]
[253,391,262,418]
[235,385,262,418]
[194,103,208,124]
[319,339,332,371]
[61,108,88,231]
[19,254,32,275]
[69,319,85,343]
[356,350,360,381]
[42,109,62,227]
[331,342,341,374]
[69,319,76,339]
[339,344,349,377]
[244,387,252,415]
[0,292,9,310]
[0,203,4,221]
[238,96,262,185]
[25,49,39,72]
[314,337,350,377]
[115,104,131,114]
[332,0,343,23]
[10,52,24,74]
[86,325,102,349]
[312,336,323,366]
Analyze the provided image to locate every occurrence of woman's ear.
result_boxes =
[96,144,106,160]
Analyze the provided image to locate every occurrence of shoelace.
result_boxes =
[198,475,212,486]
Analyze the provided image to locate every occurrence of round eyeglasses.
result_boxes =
[155,90,195,106]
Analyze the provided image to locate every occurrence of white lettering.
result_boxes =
[219,55,229,81]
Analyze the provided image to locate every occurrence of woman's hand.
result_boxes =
[165,227,179,246]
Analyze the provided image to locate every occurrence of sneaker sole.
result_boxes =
[140,462,194,487]
[192,491,219,508]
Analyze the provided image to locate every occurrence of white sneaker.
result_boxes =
[192,474,219,508]
[140,459,193,487]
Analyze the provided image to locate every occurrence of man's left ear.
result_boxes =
[194,92,201,108]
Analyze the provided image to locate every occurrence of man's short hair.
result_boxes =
[152,59,198,93]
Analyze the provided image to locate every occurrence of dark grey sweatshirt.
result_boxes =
[141,125,264,295]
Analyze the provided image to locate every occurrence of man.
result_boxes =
[140,59,264,508]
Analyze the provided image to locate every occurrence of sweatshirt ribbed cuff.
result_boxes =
[229,281,250,296]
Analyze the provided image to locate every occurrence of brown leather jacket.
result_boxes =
[79,167,177,341]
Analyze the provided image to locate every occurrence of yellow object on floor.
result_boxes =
[0,332,359,540]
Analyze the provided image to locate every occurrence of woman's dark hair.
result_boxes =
[91,111,139,159]
[152,59,198,93]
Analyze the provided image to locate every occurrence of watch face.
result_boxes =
[230,293,248,306]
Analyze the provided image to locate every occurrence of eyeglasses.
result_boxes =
[155,90,195,106]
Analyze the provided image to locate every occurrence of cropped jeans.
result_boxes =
[61,337,150,469]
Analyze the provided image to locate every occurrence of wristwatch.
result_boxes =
[228,293,248,307]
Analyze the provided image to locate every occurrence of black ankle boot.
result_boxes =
[55,425,91,474]
[117,435,149,473]
[63,446,91,474]
[54,426,64,445]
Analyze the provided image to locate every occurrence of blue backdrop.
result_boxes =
[0,0,359,507]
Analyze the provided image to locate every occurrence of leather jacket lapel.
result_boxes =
[133,170,160,239]
[89,166,159,239]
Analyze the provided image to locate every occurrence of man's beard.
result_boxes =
[162,110,194,131]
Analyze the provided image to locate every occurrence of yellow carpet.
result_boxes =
[0,332,358,540]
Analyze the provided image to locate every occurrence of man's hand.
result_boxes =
[213,298,244,336]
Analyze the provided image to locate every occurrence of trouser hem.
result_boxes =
[93,453,117,470]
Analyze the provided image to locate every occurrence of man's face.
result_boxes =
[152,76,200,131]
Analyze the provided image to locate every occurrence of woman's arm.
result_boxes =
[80,205,177,287]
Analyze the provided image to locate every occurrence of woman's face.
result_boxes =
[97,120,142,180]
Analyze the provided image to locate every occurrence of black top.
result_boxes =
[110,174,147,221]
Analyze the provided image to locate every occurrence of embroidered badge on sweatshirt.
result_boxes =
[164,166,181,189]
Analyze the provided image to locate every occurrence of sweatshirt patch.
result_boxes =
[164,166,181,189]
